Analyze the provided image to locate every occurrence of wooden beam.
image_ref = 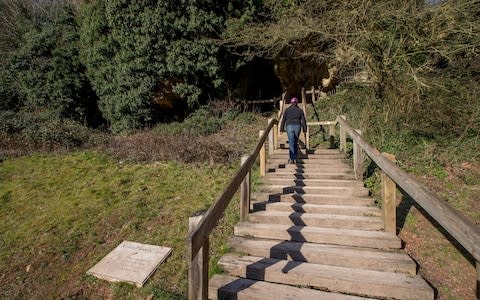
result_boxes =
[259,130,266,177]
[306,126,310,150]
[477,261,480,299]
[240,155,250,221]
[328,124,335,149]
[336,116,480,262]
[339,115,346,152]
[382,153,397,234]
[268,119,274,155]
[353,129,363,179]
[308,121,337,126]
[273,123,278,150]
[188,214,208,300]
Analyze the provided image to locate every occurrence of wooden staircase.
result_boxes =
[208,145,434,299]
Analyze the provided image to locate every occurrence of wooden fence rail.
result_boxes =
[187,119,278,300]
[336,115,480,297]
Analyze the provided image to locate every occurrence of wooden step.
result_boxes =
[267,159,349,165]
[261,178,364,187]
[252,193,374,206]
[274,149,340,155]
[267,164,352,173]
[228,237,417,275]
[270,155,346,161]
[218,254,434,300]
[209,274,371,300]
[266,172,356,180]
[258,185,370,197]
[234,222,402,249]
[248,211,384,230]
[264,202,381,217]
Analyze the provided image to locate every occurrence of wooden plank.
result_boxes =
[252,193,373,206]
[273,124,278,150]
[209,274,371,300]
[228,237,416,275]
[268,119,274,155]
[329,124,335,149]
[339,115,346,151]
[353,129,363,179]
[336,116,480,261]
[477,261,480,299]
[257,185,370,197]
[264,203,381,217]
[308,121,337,126]
[218,254,434,299]
[188,215,208,300]
[248,211,384,230]
[240,156,250,221]
[260,177,364,187]
[234,222,402,249]
[382,153,397,234]
[259,130,266,177]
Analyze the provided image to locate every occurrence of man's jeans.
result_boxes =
[286,124,301,161]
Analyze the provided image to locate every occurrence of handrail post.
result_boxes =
[188,214,208,300]
[240,155,250,221]
[273,123,278,151]
[328,124,335,149]
[339,115,346,152]
[306,126,310,150]
[268,119,274,155]
[353,129,363,179]
[476,261,480,299]
[259,130,266,177]
[381,152,397,234]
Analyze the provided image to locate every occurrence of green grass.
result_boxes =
[0,151,242,299]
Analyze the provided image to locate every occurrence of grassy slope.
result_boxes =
[0,151,241,298]
[0,112,267,299]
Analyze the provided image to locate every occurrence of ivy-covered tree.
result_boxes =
[79,0,258,132]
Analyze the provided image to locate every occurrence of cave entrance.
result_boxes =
[234,58,282,101]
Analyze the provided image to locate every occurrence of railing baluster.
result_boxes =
[477,261,480,299]
[259,130,266,177]
[268,118,274,155]
[188,214,208,300]
[353,129,363,179]
[382,152,397,234]
[328,124,335,149]
[339,115,346,152]
[240,155,250,221]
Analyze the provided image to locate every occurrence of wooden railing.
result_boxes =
[335,115,480,296]
[186,118,278,300]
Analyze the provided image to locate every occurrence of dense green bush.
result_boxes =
[79,0,258,133]
[9,3,96,123]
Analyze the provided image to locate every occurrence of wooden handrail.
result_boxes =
[187,118,278,299]
[336,116,480,262]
